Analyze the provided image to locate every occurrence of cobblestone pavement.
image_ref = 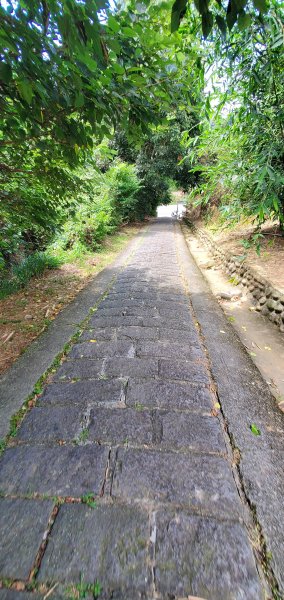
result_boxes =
[0,219,266,599]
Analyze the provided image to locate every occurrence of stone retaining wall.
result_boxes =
[184,219,284,334]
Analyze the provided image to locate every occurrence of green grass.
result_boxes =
[50,226,140,276]
[0,252,61,299]
[65,577,101,599]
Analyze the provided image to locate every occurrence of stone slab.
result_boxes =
[117,326,159,341]
[88,316,142,328]
[105,291,159,304]
[69,340,134,359]
[157,292,189,304]
[95,306,159,318]
[159,327,199,344]
[111,448,241,517]
[155,411,226,453]
[16,406,84,442]
[99,298,151,309]
[0,445,109,496]
[159,359,210,384]
[0,498,53,579]
[136,340,203,360]
[53,359,103,381]
[154,509,264,599]
[126,380,213,410]
[105,358,158,378]
[142,317,194,330]
[79,327,117,342]
[39,503,150,592]
[88,407,153,445]
[38,379,124,407]
[239,449,284,588]
[155,307,191,320]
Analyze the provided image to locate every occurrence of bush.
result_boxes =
[106,162,141,223]
[49,161,141,258]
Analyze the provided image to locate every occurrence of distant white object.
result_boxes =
[157,202,186,219]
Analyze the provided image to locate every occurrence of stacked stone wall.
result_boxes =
[184,219,284,334]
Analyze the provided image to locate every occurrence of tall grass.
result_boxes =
[0,252,61,300]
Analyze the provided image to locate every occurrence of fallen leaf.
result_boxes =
[211,402,220,417]
[242,326,247,331]
[90,339,97,343]
[250,423,261,436]
[220,330,226,334]
[264,346,271,351]
[14,582,25,591]
[249,352,257,357]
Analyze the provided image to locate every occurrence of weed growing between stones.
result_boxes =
[66,576,101,599]
[134,402,144,411]
[81,492,97,509]
[76,428,89,444]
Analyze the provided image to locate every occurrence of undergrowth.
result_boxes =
[0,252,61,299]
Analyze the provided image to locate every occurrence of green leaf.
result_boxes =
[74,92,84,108]
[108,39,121,54]
[250,424,261,436]
[112,63,124,75]
[17,80,34,104]
[216,15,227,37]
[234,0,247,11]
[129,74,145,86]
[107,15,120,33]
[238,11,252,30]
[253,0,268,12]
[122,26,135,37]
[171,0,187,33]
[79,53,98,72]
[202,11,213,38]
[226,0,238,30]
[194,0,209,14]
[0,62,12,84]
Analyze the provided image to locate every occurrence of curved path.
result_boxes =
[0,218,283,599]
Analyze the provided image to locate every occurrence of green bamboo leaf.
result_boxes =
[202,11,213,38]
[253,0,268,12]
[0,62,12,83]
[238,12,252,30]
[171,0,187,33]
[216,15,227,37]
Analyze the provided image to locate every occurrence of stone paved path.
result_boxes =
[0,219,266,599]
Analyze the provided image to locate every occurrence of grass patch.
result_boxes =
[0,252,61,300]
[49,225,141,276]
[66,577,101,599]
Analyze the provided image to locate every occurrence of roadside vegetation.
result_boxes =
[1,0,283,293]
[184,1,284,235]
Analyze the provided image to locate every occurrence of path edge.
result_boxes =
[0,226,147,440]
[177,221,284,597]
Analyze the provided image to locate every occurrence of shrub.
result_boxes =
[106,162,141,223]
